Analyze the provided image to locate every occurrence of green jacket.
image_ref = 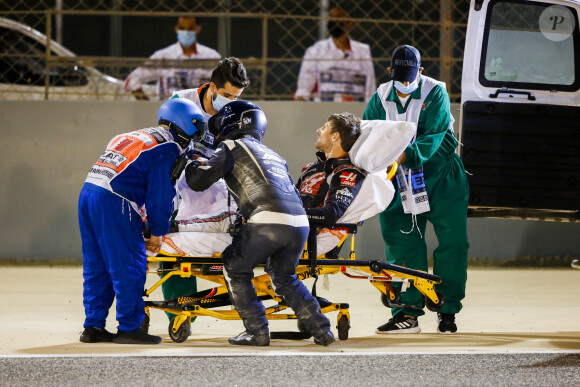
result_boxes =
[362,77,458,177]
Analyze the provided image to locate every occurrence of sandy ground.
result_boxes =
[1,266,579,355]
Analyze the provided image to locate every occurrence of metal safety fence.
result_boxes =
[0,0,468,101]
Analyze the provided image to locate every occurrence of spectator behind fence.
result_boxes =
[125,16,221,100]
[363,44,469,336]
[295,6,375,102]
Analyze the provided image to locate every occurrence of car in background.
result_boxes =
[0,17,150,100]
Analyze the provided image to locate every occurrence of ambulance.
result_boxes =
[460,0,579,221]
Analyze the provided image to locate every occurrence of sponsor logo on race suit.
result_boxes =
[300,172,326,195]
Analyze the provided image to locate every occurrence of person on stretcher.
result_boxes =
[297,113,364,255]
[155,114,416,259]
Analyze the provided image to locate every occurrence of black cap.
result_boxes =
[390,45,421,82]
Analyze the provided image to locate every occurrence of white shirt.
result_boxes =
[397,93,410,106]
[125,42,221,100]
[295,37,376,102]
[168,85,237,223]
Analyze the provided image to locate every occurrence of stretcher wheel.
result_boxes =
[337,314,350,341]
[380,293,389,307]
[141,314,150,333]
[425,291,445,312]
[380,290,400,308]
[168,317,191,343]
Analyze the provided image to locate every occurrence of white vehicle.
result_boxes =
[0,17,150,100]
[460,0,580,221]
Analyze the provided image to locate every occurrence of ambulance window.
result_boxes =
[480,0,579,91]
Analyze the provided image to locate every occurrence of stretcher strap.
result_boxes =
[307,228,319,297]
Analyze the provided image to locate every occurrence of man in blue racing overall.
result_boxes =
[78,98,205,344]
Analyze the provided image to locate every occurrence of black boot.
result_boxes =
[113,327,162,344]
[313,331,336,346]
[79,327,115,343]
[228,331,270,346]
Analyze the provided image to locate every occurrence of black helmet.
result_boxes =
[208,100,267,144]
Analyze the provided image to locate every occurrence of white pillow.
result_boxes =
[337,120,416,224]
[349,120,416,173]
[337,170,395,224]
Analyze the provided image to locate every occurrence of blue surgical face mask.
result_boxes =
[212,91,232,112]
[177,30,196,48]
[394,79,419,95]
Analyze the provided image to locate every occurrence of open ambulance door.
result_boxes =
[459,0,580,221]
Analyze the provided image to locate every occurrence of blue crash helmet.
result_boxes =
[158,98,206,148]
[208,100,267,144]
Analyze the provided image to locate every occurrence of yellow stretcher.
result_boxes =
[143,223,444,343]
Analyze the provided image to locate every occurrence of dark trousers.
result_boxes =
[222,223,331,336]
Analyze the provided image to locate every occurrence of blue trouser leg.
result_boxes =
[79,189,115,329]
[79,184,147,333]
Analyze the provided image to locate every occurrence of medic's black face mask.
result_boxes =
[327,21,345,38]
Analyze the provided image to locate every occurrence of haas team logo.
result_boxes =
[340,172,357,187]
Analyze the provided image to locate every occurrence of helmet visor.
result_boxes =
[190,117,207,143]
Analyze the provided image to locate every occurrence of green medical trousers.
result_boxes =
[379,153,469,317]
[160,261,197,320]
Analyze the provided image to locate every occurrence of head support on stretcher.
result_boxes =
[336,119,417,224]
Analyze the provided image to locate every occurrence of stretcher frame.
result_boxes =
[143,224,444,343]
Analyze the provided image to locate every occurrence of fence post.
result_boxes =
[44,10,52,100]
[261,14,268,100]
[55,0,63,44]
[110,0,122,57]
[439,0,452,93]
[218,0,232,57]
[318,0,329,41]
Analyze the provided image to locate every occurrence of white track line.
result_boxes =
[2,350,580,358]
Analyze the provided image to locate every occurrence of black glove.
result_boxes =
[142,220,151,238]
[170,152,188,183]
[171,154,203,183]
[168,220,179,234]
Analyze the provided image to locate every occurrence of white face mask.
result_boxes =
[394,79,419,95]
[212,91,231,112]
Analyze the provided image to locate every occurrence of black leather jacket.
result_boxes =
[185,137,305,220]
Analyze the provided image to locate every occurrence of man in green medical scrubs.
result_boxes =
[363,45,469,335]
